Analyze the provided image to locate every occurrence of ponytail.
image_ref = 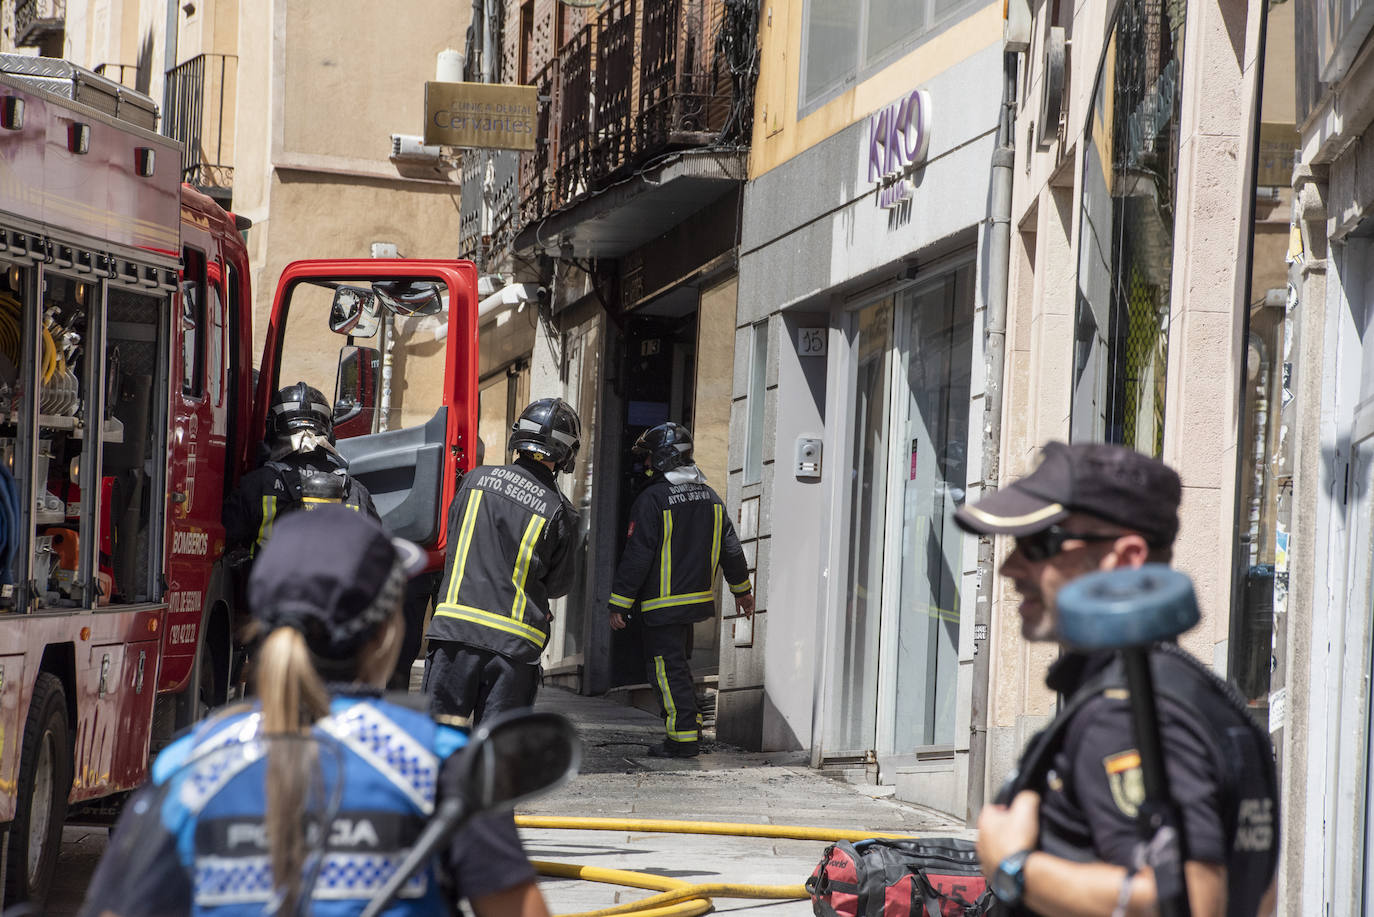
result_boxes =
[255,627,331,914]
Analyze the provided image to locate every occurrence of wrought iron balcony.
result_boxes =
[14,0,65,50]
[518,0,741,226]
[163,53,238,197]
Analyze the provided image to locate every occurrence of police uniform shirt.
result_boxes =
[1033,651,1278,917]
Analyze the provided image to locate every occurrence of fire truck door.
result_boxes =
[162,246,222,693]
[255,261,479,566]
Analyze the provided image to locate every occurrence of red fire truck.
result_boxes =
[0,57,478,906]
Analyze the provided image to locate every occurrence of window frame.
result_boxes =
[179,246,207,401]
[798,0,982,117]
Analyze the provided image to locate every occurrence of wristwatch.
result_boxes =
[990,849,1032,905]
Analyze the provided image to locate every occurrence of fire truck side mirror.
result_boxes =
[329,285,380,339]
[333,344,381,439]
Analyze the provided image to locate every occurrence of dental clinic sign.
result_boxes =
[867,89,931,210]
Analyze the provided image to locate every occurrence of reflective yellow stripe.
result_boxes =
[301,496,344,510]
[609,593,635,609]
[445,491,485,605]
[710,504,722,579]
[510,516,547,623]
[729,580,752,595]
[256,495,278,550]
[654,655,697,741]
[660,511,673,598]
[641,591,714,612]
[433,603,548,647]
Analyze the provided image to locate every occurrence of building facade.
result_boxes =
[995,0,1266,814]
[722,0,1004,816]
[1283,0,1374,910]
[457,0,760,698]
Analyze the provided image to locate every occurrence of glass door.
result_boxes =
[827,297,895,757]
[825,262,975,764]
[886,266,973,752]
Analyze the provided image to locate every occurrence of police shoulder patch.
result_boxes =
[1103,749,1145,817]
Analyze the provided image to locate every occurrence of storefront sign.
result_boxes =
[424,82,537,151]
[866,90,931,210]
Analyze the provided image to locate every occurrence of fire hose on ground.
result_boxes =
[515,815,920,917]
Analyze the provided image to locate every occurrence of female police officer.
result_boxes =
[79,505,551,917]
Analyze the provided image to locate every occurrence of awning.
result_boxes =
[513,150,747,259]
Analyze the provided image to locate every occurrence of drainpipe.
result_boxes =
[966,49,1018,825]
[163,0,180,91]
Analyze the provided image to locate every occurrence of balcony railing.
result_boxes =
[93,63,142,91]
[14,0,65,49]
[520,0,737,225]
[163,53,238,194]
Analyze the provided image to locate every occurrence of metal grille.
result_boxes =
[1117,264,1168,455]
[519,58,559,225]
[639,0,725,149]
[557,26,595,205]
[163,54,238,192]
[593,0,636,181]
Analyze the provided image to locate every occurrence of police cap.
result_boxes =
[954,441,1181,547]
[248,505,426,661]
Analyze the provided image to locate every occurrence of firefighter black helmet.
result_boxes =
[510,398,581,473]
[633,422,693,473]
[266,381,333,444]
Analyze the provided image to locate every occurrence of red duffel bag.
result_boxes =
[806,837,999,917]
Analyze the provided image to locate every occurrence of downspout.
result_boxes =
[966,49,1018,824]
[163,0,179,90]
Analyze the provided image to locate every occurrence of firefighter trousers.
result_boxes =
[423,641,540,727]
[642,622,700,750]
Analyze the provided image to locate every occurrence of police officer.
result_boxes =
[223,381,378,557]
[955,442,1279,916]
[608,422,754,758]
[79,506,551,917]
[423,398,582,725]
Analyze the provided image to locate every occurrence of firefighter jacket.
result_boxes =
[609,467,751,627]
[223,452,377,555]
[141,695,467,916]
[427,457,580,664]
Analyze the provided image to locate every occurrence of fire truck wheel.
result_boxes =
[5,673,71,906]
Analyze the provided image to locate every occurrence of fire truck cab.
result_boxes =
[0,55,477,907]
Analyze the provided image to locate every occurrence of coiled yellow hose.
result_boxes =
[519,816,916,917]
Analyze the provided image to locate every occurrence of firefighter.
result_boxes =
[78,506,551,917]
[423,398,582,725]
[608,422,754,758]
[223,381,378,559]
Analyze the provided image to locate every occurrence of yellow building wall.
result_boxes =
[749,0,1003,179]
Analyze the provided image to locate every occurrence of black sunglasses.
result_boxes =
[1014,526,1121,562]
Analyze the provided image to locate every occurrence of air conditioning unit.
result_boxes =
[389,134,453,180]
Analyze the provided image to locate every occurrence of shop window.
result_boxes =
[800,0,979,113]
[1071,0,1186,456]
[744,320,769,485]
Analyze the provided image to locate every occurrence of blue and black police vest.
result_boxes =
[152,696,465,916]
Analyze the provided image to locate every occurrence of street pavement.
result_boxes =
[47,686,971,916]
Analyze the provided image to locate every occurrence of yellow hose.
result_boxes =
[516,815,916,843]
[523,817,912,917]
